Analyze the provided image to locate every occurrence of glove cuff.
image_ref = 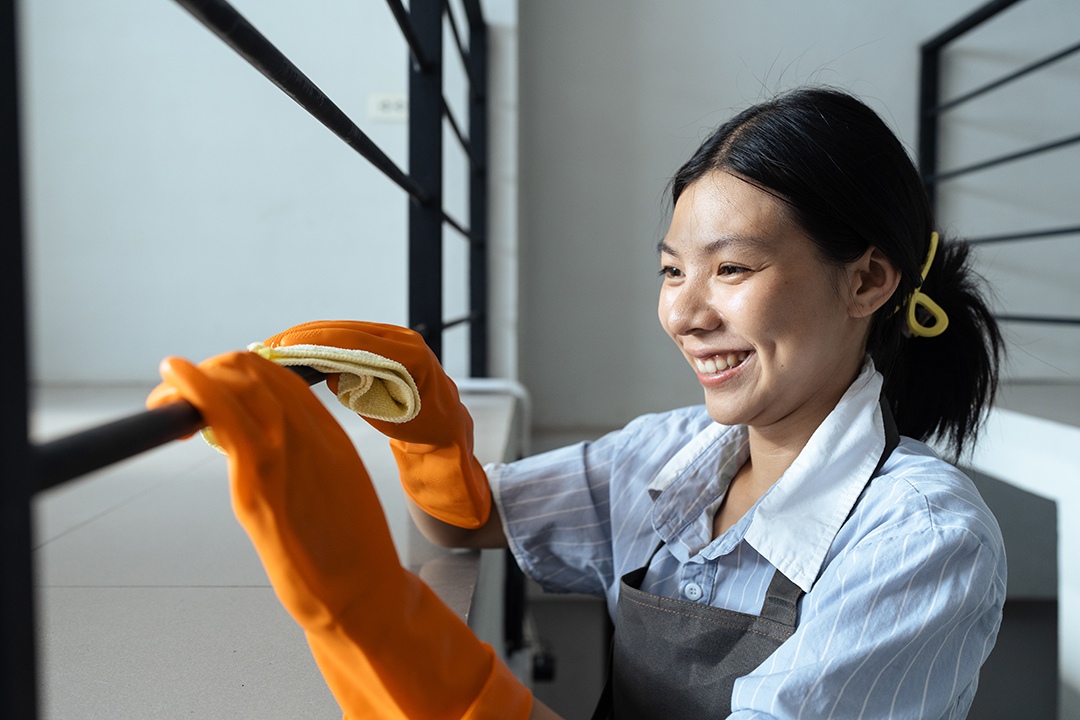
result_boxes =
[390,440,492,529]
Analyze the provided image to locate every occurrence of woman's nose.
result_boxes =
[663,279,722,336]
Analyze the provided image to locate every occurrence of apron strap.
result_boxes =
[876,394,900,476]
[757,569,803,626]
[590,540,665,720]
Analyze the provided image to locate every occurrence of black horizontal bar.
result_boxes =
[173,0,430,205]
[922,0,1023,53]
[995,314,1080,325]
[385,0,432,71]
[969,225,1080,245]
[442,96,475,165]
[33,365,327,493]
[932,131,1080,182]
[442,0,481,96]
[441,311,482,331]
[412,311,483,338]
[930,40,1080,115]
[441,209,475,242]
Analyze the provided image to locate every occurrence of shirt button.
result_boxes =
[683,582,703,601]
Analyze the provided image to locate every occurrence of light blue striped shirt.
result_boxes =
[489,362,1006,719]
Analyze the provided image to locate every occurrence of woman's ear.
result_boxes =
[846,246,901,318]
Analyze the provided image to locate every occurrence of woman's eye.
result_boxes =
[718,264,748,276]
[659,266,682,279]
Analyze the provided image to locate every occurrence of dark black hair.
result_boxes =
[672,87,1003,456]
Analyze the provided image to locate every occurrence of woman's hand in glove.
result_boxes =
[146,351,532,720]
[262,320,492,530]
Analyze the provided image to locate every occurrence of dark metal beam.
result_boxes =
[442,0,481,98]
[0,0,38,713]
[917,0,1025,207]
[930,40,1080,116]
[968,225,1080,245]
[995,315,1080,325]
[441,311,482,331]
[468,9,489,377]
[172,0,429,204]
[918,43,942,208]
[932,131,1080,183]
[922,0,1024,53]
[442,209,474,243]
[461,0,484,31]
[442,96,475,166]
[409,0,444,357]
[32,367,326,494]
[384,0,432,71]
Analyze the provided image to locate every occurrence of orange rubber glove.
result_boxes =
[146,351,531,720]
[261,320,491,529]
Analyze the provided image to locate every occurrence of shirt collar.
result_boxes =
[647,359,889,592]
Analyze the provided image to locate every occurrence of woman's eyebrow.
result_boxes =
[657,233,770,257]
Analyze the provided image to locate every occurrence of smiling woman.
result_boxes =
[470,87,1007,720]
[152,88,1008,720]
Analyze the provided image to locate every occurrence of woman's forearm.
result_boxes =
[405,495,509,549]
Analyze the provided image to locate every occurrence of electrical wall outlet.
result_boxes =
[367,93,408,123]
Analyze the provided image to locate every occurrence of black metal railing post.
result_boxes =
[918,0,1080,328]
[409,0,444,358]
[465,0,488,377]
[918,0,1025,210]
[918,42,941,210]
[0,0,39,715]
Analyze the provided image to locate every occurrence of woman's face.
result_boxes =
[658,171,871,433]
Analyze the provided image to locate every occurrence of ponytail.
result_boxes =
[671,86,1004,456]
[869,240,1003,457]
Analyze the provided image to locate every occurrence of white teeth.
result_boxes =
[694,351,750,375]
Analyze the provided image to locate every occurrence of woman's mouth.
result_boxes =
[693,351,749,375]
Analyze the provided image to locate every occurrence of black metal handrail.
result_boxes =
[33,366,327,494]
[173,0,489,364]
[443,95,476,166]
[174,0,428,204]
[968,225,1080,245]
[929,131,1080,183]
[927,39,1080,116]
[918,0,1080,327]
[994,315,1080,326]
[385,0,432,71]
[3,1,491,717]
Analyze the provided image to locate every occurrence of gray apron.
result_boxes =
[592,399,899,719]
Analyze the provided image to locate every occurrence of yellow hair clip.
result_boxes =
[895,232,949,338]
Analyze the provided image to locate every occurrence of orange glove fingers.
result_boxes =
[152,354,398,623]
[263,320,492,529]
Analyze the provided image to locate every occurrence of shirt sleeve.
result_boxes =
[487,419,649,597]
[728,521,1006,720]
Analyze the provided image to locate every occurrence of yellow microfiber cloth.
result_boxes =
[197,342,420,454]
[247,342,420,423]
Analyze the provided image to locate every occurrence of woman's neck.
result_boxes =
[712,359,864,539]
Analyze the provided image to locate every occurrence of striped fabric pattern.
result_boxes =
[488,364,1006,719]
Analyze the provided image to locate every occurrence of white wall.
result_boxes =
[22,0,518,383]
[517,0,1080,431]
[968,409,1080,718]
